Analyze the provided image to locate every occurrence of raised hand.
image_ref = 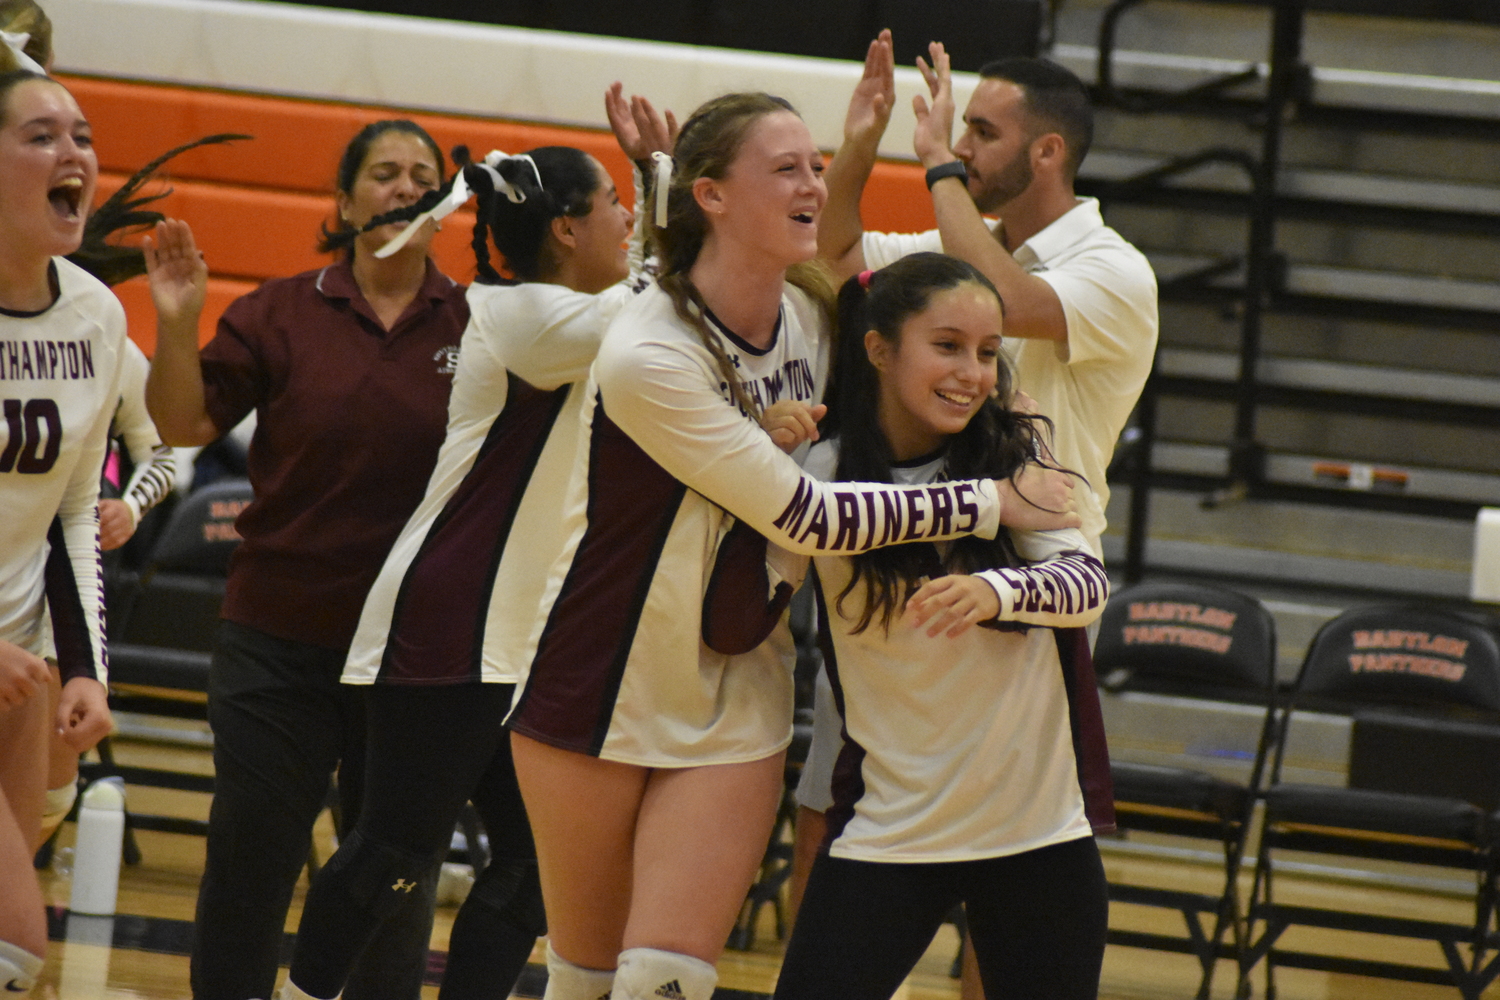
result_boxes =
[912,41,959,168]
[606,81,680,160]
[843,29,896,147]
[759,400,827,454]
[143,218,208,329]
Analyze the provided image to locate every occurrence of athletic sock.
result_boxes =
[610,947,716,1000]
[0,940,43,995]
[543,943,615,1000]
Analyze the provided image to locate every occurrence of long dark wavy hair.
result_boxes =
[825,252,1062,634]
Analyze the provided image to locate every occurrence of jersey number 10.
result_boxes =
[0,398,63,474]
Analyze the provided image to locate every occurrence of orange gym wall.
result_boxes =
[63,75,935,353]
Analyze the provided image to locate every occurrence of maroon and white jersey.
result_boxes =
[508,282,1009,767]
[802,442,1110,862]
[344,279,637,686]
[0,258,126,685]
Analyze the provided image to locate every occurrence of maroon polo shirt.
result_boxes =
[200,258,469,651]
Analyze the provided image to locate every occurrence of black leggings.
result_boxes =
[288,683,543,1000]
[774,837,1108,1000]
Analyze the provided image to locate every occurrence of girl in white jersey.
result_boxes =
[273,89,671,1000]
[0,68,121,996]
[770,253,1113,1000]
[507,93,1082,1000]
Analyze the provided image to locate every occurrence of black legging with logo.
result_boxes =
[286,681,543,1000]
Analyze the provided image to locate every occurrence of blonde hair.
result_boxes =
[0,1,51,73]
[651,92,835,421]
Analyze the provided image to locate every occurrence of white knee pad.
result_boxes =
[543,943,615,1000]
[611,948,716,1000]
[0,939,44,995]
[42,781,78,829]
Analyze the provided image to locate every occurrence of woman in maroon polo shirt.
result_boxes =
[143,121,468,1000]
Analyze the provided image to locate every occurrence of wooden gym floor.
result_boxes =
[29,733,1500,1000]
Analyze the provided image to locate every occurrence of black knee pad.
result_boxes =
[325,828,441,912]
[466,858,546,937]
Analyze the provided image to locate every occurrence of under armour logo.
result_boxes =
[392,878,417,893]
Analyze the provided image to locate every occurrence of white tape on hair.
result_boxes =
[650,151,673,228]
[1,30,46,74]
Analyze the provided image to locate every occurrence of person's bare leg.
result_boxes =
[960,929,985,1000]
[624,752,786,962]
[0,685,50,853]
[0,785,47,960]
[510,733,645,971]
[39,666,77,844]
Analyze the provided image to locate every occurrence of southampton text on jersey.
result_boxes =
[1,338,98,381]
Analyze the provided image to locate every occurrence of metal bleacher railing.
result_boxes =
[1082,0,1500,585]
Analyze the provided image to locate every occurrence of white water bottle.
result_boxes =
[69,777,126,916]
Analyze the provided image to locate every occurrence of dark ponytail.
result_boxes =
[482,146,598,283]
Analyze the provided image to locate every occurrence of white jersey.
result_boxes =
[344,279,637,686]
[804,442,1109,862]
[864,199,1159,557]
[0,258,126,683]
[509,282,1008,767]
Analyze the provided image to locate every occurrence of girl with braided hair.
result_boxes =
[507,92,1082,1000]
[272,86,670,1000]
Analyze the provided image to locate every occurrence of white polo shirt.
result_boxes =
[863,197,1159,557]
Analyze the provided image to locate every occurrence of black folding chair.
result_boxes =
[1245,602,1500,1000]
[1095,581,1279,1000]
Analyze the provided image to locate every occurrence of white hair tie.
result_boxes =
[651,151,673,228]
[372,149,551,258]
[2,30,46,74]
[481,150,544,205]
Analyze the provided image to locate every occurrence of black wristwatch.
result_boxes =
[924,160,968,190]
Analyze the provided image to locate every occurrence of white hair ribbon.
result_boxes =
[481,150,544,205]
[1,31,46,74]
[650,151,673,228]
[372,149,550,258]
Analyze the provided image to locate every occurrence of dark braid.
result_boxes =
[451,147,503,284]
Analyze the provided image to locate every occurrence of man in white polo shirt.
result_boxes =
[820,31,1159,560]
